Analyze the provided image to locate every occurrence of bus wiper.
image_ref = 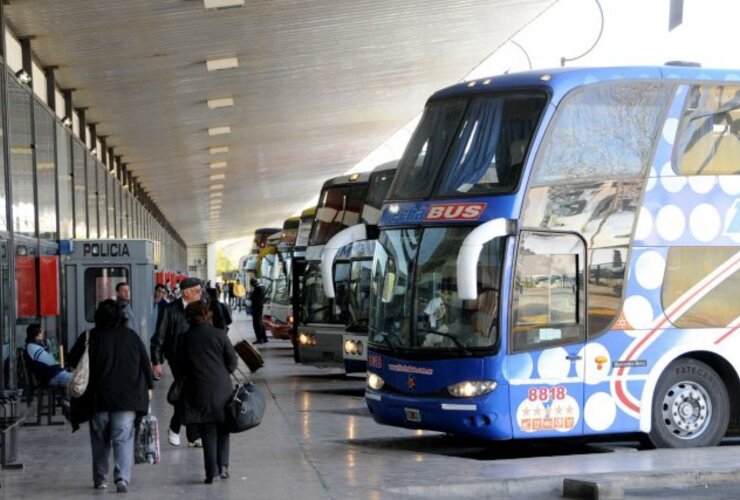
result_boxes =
[416,328,471,355]
[369,326,398,353]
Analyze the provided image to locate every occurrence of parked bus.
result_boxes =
[296,173,371,366]
[264,216,301,339]
[316,162,398,373]
[365,66,740,449]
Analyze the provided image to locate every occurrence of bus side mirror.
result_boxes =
[457,218,516,300]
[381,272,396,303]
[320,224,367,298]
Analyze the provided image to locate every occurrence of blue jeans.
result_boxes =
[48,370,71,387]
[89,411,136,486]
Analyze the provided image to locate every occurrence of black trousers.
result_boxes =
[197,423,230,479]
[166,360,200,442]
[252,309,267,342]
[169,404,200,443]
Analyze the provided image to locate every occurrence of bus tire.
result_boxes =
[648,358,729,448]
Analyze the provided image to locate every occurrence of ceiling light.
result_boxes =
[204,0,245,10]
[208,126,231,136]
[209,146,229,155]
[210,192,223,198]
[62,116,72,127]
[210,184,224,190]
[206,57,238,72]
[210,173,226,181]
[207,97,234,109]
[210,161,227,169]
[15,69,31,84]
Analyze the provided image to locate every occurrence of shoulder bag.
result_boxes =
[67,330,90,398]
[225,378,265,433]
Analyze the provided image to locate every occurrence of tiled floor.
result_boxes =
[3,310,740,499]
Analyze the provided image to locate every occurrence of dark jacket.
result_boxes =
[68,327,153,432]
[150,299,189,367]
[250,284,266,312]
[210,302,232,331]
[176,324,238,424]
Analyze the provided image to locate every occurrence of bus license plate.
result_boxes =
[404,408,422,423]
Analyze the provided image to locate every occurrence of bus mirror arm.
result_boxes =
[320,224,368,299]
[456,218,516,300]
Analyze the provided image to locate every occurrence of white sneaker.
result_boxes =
[188,438,203,448]
[168,429,181,446]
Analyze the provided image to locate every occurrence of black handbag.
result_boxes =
[225,382,265,433]
[167,379,184,405]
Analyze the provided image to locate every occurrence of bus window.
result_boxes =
[512,231,585,352]
[662,247,740,328]
[588,247,627,335]
[84,267,129,322]
[436,94,546,196]
[675,85,740,176]
[531,83,671,185]
[389,99,468,200]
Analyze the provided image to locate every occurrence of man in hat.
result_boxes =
[151,276,203,447]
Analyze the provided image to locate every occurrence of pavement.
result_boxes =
[3,308,740,499]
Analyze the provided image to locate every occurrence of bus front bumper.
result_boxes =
[365,387,512,440]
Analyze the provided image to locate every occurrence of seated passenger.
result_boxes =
[25,323,71,387]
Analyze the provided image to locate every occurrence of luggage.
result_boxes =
[134,413,160,464]
[234,340,264,373]
[225,382,265,433]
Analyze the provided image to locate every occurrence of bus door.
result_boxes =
[508,230,586,438]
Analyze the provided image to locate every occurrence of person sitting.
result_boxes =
[25,323,71,388]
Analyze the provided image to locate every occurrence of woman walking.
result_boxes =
[68,299,153,493]
[177,301,238,483]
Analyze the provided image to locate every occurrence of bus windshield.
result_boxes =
[369,227,504,352]
[309,184,368,246]
[347,257,373,332]
[272,252,292,305]
[389,92,547,200]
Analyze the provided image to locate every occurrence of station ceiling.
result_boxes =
[4,0,555,245]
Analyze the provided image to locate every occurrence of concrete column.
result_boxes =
[207,242,217,284]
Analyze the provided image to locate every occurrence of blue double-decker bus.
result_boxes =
[365,66,740,448]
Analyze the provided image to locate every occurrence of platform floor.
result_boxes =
[4,309,740,499]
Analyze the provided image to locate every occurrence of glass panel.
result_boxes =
[369,229,419,347]
[532,83,671,185]
[97,163,108,238]
[86,153,98,238]
[301,263,335,323]
[663,247,740,327]
[512,231,585,352]
[413,227,502,349]
[347,258,373,332]
[56,123,73,239]
[675,85,740,175]
[333,260,351,325]
[309,184,369,246]
[72,141,87,238]
[116,183,123,237]
[8,79,35,236]
[389,99,467,200]
[588,247,626,335]
[436,94,546,196]
[83,267,129,322]
[107,174,116,238]
[35,102,57,240]
[15,243,39,356]
[0,86,6,232]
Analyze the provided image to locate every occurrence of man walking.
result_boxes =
[233,279,246,313]
[150,277,203,447]
[249,278,268,344]
[116,282,136,331]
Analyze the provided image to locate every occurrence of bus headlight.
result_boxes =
[287,314,293,325]
[356,341,363,355]
[344,340,356,355]
[447,380,497,398]
[367,372,384,390]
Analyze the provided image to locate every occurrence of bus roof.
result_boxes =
[320,172,371,190]
[430,66,740,105]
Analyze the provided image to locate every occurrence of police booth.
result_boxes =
[62,240,156,348]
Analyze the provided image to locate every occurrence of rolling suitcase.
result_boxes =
[134,413,160,464]
[234,339,264,373]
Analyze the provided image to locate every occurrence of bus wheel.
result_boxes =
[649,359,729,448]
